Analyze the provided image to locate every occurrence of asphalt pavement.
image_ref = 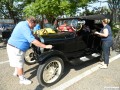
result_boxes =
[0,42,120,90]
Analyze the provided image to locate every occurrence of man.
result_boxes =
[43,19,56,30]
[33,20,41,32]
[7,16,52,85]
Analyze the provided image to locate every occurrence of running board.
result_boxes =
[69,53,101,65]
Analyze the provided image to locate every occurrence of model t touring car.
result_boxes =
[24,15,109,87]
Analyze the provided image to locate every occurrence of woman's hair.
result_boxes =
[102,18,110,24]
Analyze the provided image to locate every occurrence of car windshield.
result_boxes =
[57,19,85,31]
[58,19,78,27]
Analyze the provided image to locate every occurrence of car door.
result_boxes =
[62,32,87,53]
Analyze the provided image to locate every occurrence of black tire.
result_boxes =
[24,48,37,65]
[37,57,64,87]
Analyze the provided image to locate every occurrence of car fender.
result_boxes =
[37,50,68,64]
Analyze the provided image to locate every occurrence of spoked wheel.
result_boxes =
[37,57,64,87]
[24,48,36,65]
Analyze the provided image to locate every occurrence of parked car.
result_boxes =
[24,15,109,87]
[1,24,15,40]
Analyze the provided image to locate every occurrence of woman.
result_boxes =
[94,18,113,69]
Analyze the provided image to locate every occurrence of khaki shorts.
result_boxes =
[7,44,25,68]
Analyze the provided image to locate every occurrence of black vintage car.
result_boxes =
[25,15,108,87]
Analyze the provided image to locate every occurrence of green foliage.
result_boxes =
[108,0,120,23]
[108,0,120,10]
[0,0,35,23]
[112,22,120,36]
[0,0,96,23]
[23,0,94,20]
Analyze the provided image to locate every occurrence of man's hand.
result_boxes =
[32,39,53,49]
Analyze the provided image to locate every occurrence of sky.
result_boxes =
[88,0,108,10]
[77,0,108,13]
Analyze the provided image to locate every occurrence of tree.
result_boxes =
[0,0,97,24]
[108,0,120,23]
[23,0,96,23]
[0,0,35,23]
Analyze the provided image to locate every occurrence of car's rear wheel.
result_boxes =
[24,48,36,65]
[37,57,64,87]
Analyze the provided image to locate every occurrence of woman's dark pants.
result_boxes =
[102,40,113,65]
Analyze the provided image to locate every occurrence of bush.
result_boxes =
[112,22,120,37]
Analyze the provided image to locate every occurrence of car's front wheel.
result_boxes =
[37,57,64,87]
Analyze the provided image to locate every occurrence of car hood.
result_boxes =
[37,32,76,43]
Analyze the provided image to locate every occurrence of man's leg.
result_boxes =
[17,67,32,85]
[17,67,23,76]
[13,67,18,76]
[7,44,32,85]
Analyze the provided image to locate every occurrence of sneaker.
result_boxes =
[99,65,108,69]
[19,78,32,85]
[13,72,18,77]
[98,61,105,66]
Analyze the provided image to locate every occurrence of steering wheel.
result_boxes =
[72,20,84,31]
[71,19,78,31]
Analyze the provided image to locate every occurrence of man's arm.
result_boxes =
[31,39,52,49]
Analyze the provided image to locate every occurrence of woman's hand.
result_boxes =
[94,31,100,34]
[45,45,53,49]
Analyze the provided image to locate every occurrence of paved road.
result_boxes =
[0,42,120,90]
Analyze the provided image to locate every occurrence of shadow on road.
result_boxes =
[24,64,39,80]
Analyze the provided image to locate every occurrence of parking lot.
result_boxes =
[0,41,120,90]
